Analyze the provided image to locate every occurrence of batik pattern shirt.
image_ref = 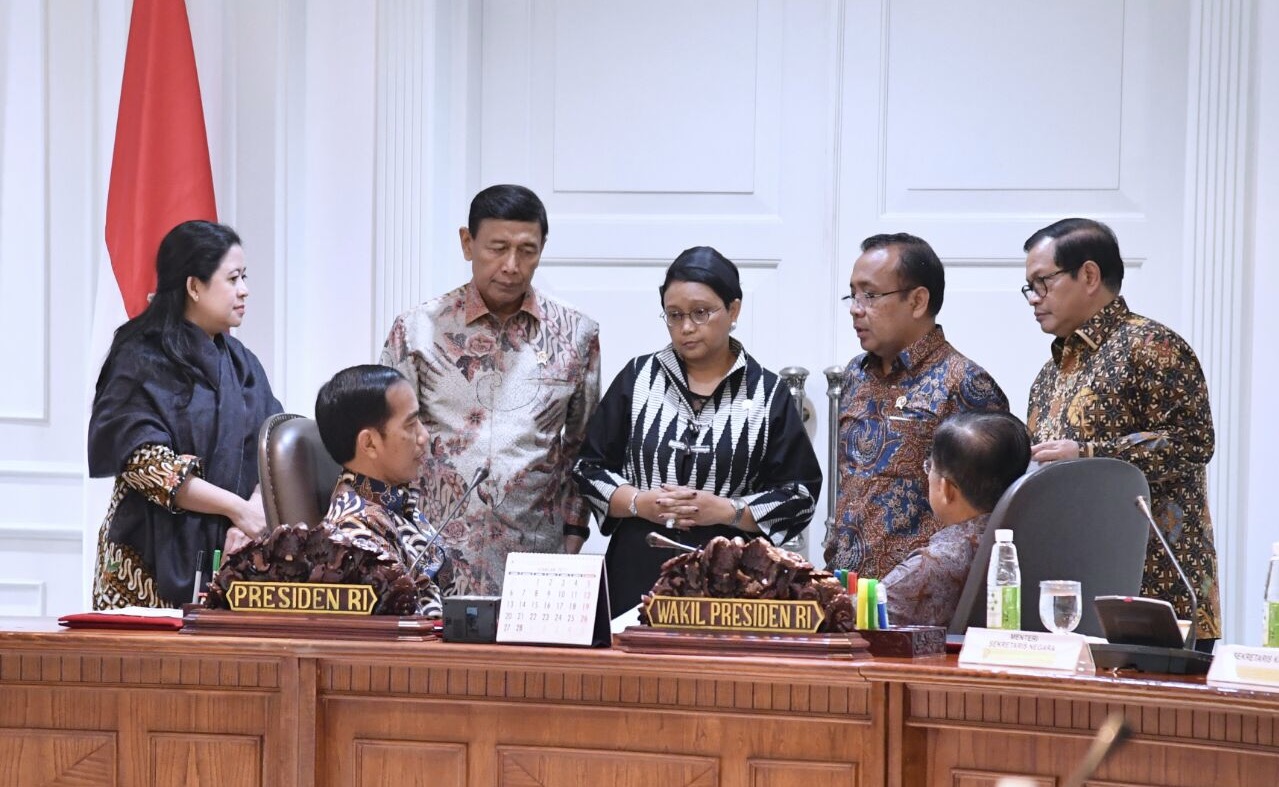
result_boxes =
[882,513,988,628]
[322,471,454,617]
[827,326,1008,579]
[382,283,600,595]
[1027,296,1221,638]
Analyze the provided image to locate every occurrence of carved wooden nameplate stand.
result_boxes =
[614,595,872,660]
[181,580,437,641]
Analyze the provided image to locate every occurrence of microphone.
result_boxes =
[1134,495,1197,650]
[1063,712,1131,787]
[645,531,697,554]
[406,465,489,578]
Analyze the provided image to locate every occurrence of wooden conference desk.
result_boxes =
[0,621,1275,786]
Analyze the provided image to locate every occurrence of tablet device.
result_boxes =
[1093,595,1185,648]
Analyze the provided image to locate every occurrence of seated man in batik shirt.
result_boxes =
[881,412,1030,627]
[315,365,454,617]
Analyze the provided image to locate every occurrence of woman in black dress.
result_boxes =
[573,246,822,614]
[89,220,281,608]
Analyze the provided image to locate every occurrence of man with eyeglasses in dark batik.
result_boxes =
[1023,218,1220,648]
[826,233,1009,582]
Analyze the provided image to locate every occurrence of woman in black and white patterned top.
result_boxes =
[572,247,822,614]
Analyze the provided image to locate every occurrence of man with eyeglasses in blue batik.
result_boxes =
[1023,218,1220,647]
[825,233,1008,581]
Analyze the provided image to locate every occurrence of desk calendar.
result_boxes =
[495,552,611,647]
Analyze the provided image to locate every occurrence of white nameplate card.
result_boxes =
[495,552,611,647]
[1206,645,1279,694]
[958,628,1095,676]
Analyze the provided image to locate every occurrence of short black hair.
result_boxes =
[315,365,410,465]
[930,412,1030,512]
[467,184,548,241]
[861,233,945,316]
[659,246,743,308]
[1022,218,1124,293]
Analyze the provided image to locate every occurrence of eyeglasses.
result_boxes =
[841,288,913,309]
[1020,269,1070,301]
[660,307,720,327]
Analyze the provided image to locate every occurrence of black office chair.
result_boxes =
[258,413,343,530]
[948,457,1149,638]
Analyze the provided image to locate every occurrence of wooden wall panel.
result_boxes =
[748,758,858,787]
[889,670,1279,787]
[0,729,115,786]
[952,771,1054,787]
[496,747,717,787]
[151,734,262,787]
[0,628,1276,786]
[355,741,467,786]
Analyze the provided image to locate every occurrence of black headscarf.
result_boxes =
[89,320,281,604]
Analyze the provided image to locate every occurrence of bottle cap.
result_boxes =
[995,529,1013,543]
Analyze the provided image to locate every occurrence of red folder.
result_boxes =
[58,611,184,631]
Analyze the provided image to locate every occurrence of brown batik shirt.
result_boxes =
[1027,296,1221,639]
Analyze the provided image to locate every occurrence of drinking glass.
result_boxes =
[1038,580,1082,634]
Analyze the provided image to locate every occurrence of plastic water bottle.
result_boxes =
[987,529,1021,630]
[1265,541,1279,647]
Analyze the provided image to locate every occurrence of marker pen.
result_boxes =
[191,549,205,604]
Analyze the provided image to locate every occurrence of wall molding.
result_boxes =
[0,524,82,543]
[1183,0,1252,642]
[0,580,46,617]
[0,461,81,480]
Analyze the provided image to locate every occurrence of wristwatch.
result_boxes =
[729,497,746,529]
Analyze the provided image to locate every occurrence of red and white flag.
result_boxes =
[104,0,217,318]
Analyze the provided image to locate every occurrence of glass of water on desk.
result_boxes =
[1038,580,1082,634]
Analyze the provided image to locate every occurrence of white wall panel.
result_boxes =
[551,1,759,194]
[838,0,1193,408]
[1184,0,1252,643]
[887,0,1123,194]
[0,0,48,422]
[1242,0,1277,648]
[372,1,482,349]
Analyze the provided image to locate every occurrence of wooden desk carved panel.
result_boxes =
[316,646,882,787]
[0,626,1275,786]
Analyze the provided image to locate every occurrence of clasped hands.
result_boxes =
[635,483,735,531]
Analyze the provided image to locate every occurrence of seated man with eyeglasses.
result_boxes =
[1022,218,1220,647]
[826,233,1009,582]
[881,412,1029,627]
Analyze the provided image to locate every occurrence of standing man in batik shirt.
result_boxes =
[314,365,455,617]
[1022,218,1221,645]
[826,233,1008,579]
[382,185,601,595]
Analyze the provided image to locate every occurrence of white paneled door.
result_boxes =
[476,0,845,556]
